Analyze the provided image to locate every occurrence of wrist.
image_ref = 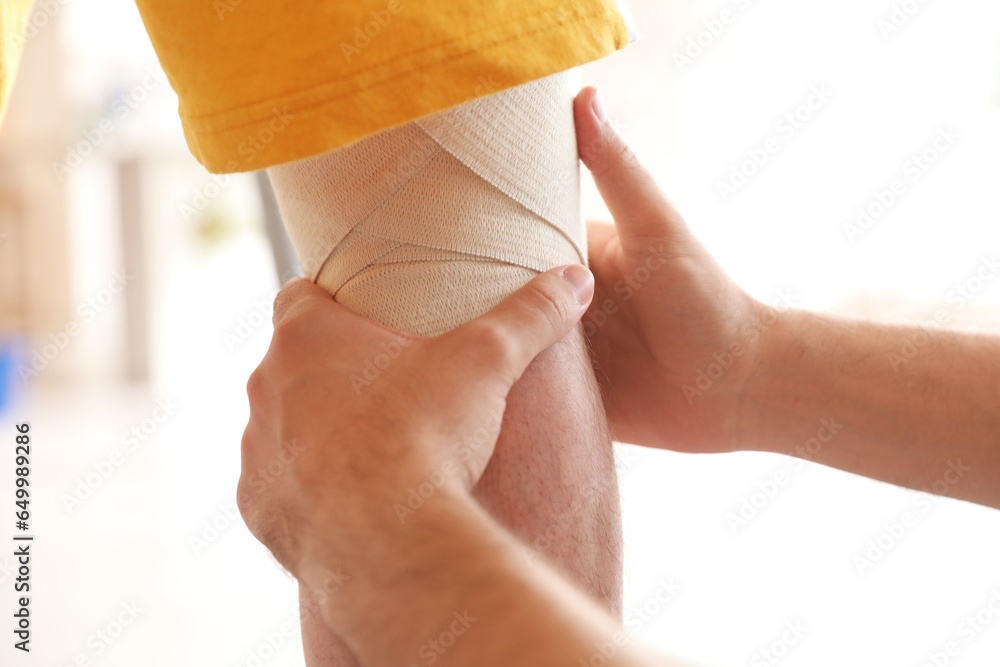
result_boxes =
[308,486,505,663]
[736,301,796,454]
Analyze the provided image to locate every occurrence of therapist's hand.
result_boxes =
[237,267,593,582]
[574,87,771,453]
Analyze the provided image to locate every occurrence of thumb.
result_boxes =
[574,86,695,257]
[436,265,594,387]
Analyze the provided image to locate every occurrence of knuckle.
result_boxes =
[239,427,253,460]
[523,279,570,332]
[235,475,254,521]
[246,369,265,405]
[268,313,310,364]
[271,294,292,328]
[271,292,284,321]
[582,124,634,175]
[467,320,515,367]
[615,139,640,169]
[579,133,607,165]
[606,129,636,169]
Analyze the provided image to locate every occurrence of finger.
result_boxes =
[436,265,594,387]
[574,86,694,256]
[586,220,620,266]
[586,219,617,251]
[272,278,333,327]
[585,220,624,289]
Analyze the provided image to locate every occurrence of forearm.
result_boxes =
[309,487,652,667]
[742,308,1000,507]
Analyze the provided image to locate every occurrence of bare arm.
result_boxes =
[742,310,1000,508]
[313,484,654,667]
[574,86,1000,510]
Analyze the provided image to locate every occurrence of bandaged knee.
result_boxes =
[268,71,585,337]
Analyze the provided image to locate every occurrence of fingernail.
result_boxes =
[561,265,595,306]
[591,88,608,124]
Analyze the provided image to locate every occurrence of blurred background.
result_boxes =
[1,0,999,665]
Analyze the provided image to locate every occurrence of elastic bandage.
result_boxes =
[269,71,584,336]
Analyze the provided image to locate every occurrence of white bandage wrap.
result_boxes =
[269,71,584,336]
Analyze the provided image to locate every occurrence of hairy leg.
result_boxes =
[475,326,622,611]
[268,71,622,665]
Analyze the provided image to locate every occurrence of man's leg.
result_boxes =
[475,326,622,610]
[268,72,623,665]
